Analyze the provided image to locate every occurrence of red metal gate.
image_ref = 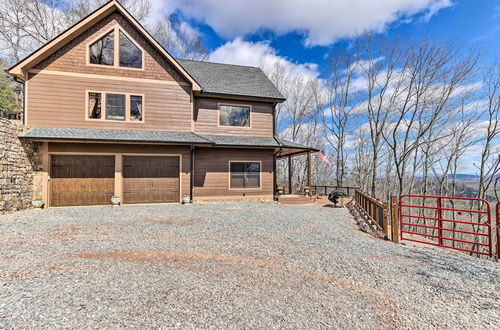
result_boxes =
[399,195,492,257]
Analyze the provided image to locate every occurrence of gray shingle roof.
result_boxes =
[177,59,285,101]
[275,137,320,151]
[19,127,319,152]
[20,127,211,144]
[198,134,280,148]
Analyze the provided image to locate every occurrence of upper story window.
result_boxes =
[119,31,142,68]
[88,26,143,69]
[219,104,251,127]
[89,31,114,66]
[87,91,143,122]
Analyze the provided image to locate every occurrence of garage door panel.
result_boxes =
[50,178,114,207]
[122,156,180,204]
[50,155,115,207]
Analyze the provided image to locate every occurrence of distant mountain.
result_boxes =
[415,174,498,182]
[453,174,479,182]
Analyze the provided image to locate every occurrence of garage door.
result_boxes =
[50,155,115,207]
[122,156,180,204]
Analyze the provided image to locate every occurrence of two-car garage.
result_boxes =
[50,155,180,207]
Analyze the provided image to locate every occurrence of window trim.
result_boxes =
[228,160,262,190]
[85,89,145,123]
[218,103,252,128]
[86,25,145,71]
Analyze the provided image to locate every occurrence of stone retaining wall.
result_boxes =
[0,118,40,212]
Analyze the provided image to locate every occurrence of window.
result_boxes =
[87,92,144,122]
[130,95,143,121]
[230,162,260,189]
[106,93,126,121]
[89,31,114,66]
[88,27,143,69]
[219,105,250,127]
[88,92,102,119]
[119,31,142,68]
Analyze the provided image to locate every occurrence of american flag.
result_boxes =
[317,151,332,165]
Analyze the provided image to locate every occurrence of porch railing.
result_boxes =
[276,185,357,197]
[354,189,389,238]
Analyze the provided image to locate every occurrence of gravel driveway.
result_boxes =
[1,202,499,328]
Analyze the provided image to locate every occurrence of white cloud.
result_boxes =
[208,38,319,79]
[156,0,453,46]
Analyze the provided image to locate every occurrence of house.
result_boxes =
[8,0,317,207]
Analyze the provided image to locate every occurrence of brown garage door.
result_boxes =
[50,155,115,207]
[122,156,180,204]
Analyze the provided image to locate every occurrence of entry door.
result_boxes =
[50,155,115,207]
[122,156,180,204]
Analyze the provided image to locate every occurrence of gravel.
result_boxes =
[0,201,499,328]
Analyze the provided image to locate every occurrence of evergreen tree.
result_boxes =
[0,60,19,112]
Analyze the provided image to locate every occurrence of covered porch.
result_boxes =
[274,139,318,204]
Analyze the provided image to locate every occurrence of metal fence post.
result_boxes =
[437,197,443,247]
[390,196,400,243]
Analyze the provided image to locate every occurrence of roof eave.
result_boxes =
[18,135,212,145]
[196,90,286,103]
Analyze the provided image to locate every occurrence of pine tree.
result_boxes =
[0,60,19,112]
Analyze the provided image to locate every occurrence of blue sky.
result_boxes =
[157,0,500,79]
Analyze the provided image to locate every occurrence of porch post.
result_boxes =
[114,154,122,200]
[307,151,312,197]
[288,155,292,194]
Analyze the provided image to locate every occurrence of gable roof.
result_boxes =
[8,0,201,91]
[178,59,285,101]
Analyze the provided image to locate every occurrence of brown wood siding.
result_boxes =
[193,147,273,199]
[27,72,192,131]
[194,97,274,137]
[48,143,191,198]
[34,11,187,84]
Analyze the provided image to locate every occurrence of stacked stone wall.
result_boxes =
[0,118,40,212]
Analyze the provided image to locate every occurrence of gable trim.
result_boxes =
[28,69,190,87]
[8,0,201,91]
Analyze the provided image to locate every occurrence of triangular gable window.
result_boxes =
[119,31,142,68]
[89,31,114,66]
[88,27,143,69]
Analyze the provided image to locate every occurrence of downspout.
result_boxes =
[190,145,195,203]
[273,147,282,201]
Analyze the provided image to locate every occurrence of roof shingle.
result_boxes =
[19,127,319,152]
[177,59,285,101]
[20,127,211,144]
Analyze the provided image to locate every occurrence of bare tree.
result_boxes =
[382,39,478,196]
[321,46,359,186]
[150,16,208,60]
[475,60,500,201]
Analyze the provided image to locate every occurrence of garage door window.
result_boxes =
[230,162,260,189]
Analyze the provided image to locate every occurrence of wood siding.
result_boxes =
[27,72,192,131]
[194,97,274,137]
[48,143,191,199]
[193,147,274,200]
[34,11,187,84]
